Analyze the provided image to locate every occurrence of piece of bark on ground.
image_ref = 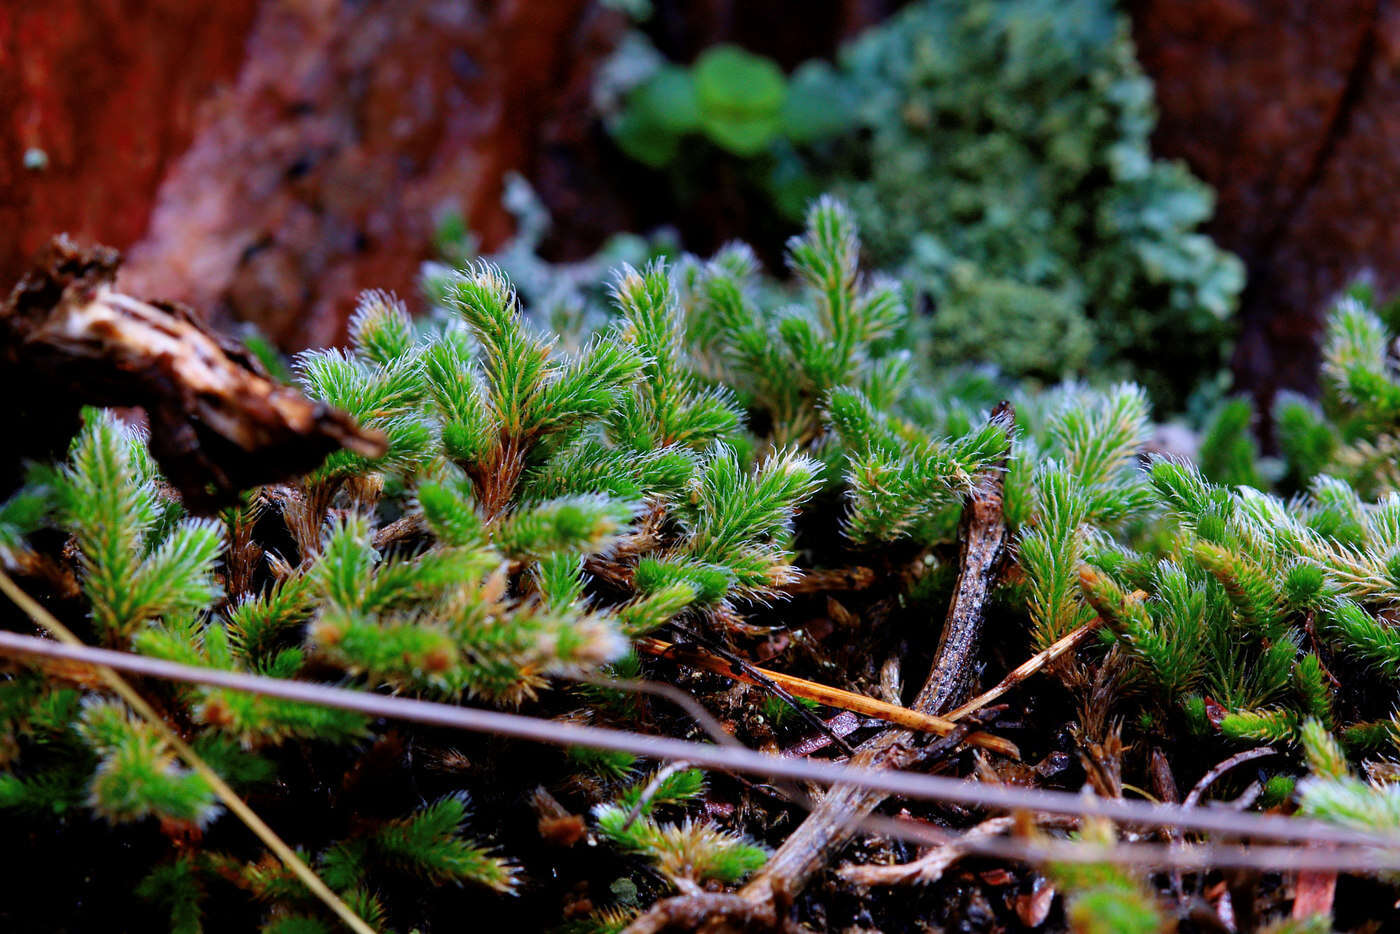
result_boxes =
[0,235,384,509]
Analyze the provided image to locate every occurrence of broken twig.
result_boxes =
[0,236,384,508]
[1184,747,1279,809]
[837,815,1016,886]
[635,636,1018,757]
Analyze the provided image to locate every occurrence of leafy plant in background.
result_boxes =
[601,34,857,222]
[600,0,1244,406]
[1197,281,1400,499]
[829,0,1243,400]
[1271,283,1400,498]
[610,44,853,166]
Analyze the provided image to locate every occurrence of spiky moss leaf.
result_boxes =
[594,805,767,886]
[1064,885,1165,934]
[635,556,732,603]
[78,702,218,827]
[195,687,370,749]
[348,290,416,367]
[611,260,743,451]
[188,734,277,786]
[1020,461,1094,647]
[130,612,212,673]
[1282,560,1329,612]
[1219,708,1299,745]
[1146,456,1220,525]
[569,746,638,781]
[841,416,1008,545]
[1259,774,1298,809]
[1340,718,1400,754]
[681,446,820,564]
[617,768,706,816]
[1324,297,1400,426]
[0,462,58,558]
[1299,717,1349,780]
[1274,392,1338,490]
[1046,384,1152,518]
[295,348,434,483]
[316,514,377,611]
[1081,565,1195,702]
[373,793,519,893]
[535,552,586,612]
[825,387,905,463]
[418,473,487,547]
[1299,775,1400,832]
[1191,539,1284,631]
[1321,597,1400,680]
[359,547,499,614]
[310,607,459,690]
[1294,655,1334,729]
[226,575,317,664]
[444,261,554,435]
[1049,821,1166,934]
[495,495,641,560]
[136,857,204,934]
[531,334,647,434]
[124,519,224,622]
[615,582,700,634]
[59,412,160,636]
[613,261,685,391]
[0,768,88,816]
[787,196,903,355]
[1303,475,1367,550]
[421,332,497,468]
[525,440,698,502]
[1083,562,1209,703]
[317,839,369,892]
[1198,397,1265,490]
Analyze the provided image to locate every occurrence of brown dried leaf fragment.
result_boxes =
[1,236,384,509]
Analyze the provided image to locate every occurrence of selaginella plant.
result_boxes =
[0,197,1395,931]
[1266,285,1400,498]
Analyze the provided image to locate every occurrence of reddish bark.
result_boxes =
[1133,0,1400,411]
[0,2,258,288]
[2,0,895,355]
[117,0,624,350]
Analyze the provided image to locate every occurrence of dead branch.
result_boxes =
[837,815,1016,886]
[0,236,384,510]
[1184,747,1279,809]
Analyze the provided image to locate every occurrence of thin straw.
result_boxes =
[0,627,1390,853]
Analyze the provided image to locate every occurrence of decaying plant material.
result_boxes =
[0,236,384,508]
[4,200,1400,933]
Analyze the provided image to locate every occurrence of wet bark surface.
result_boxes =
[1132,0,1400,418]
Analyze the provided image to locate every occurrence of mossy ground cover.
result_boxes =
[2,198,1400,932]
